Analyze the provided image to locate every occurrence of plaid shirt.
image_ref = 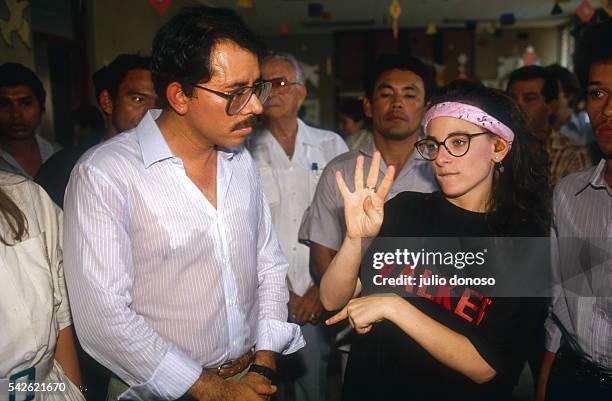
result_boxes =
[548,129,594,187]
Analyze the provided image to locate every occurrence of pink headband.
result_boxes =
[423,102,514,145]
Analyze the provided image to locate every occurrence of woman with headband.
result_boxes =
[320,81,550,401]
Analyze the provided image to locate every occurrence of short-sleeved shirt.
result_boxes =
[248,119,348,296]
[299,138,438,251]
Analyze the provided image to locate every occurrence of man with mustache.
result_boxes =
[248,51,347,401]
[63,7,304,401]
[537,20,612,401]
[298,53,438,379]
[0,62,61,177]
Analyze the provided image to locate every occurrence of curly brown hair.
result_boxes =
[427,80,551,235]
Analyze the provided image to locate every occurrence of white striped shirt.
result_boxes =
[63,110,304,401]
[545,159,612,368]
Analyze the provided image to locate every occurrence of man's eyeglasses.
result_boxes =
[268,77,302,93]
[194,80,272,116]
[415,132,491,161]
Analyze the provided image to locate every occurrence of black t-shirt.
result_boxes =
[342,191,547,401]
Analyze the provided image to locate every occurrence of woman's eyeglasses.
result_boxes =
[415,132,490,161]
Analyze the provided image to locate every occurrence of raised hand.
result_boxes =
[335,151,395,240]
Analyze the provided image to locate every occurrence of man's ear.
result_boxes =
[99,90,113,115]
[363,97,373,119]
[166,82,190,115]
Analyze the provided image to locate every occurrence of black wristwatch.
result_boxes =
[248,364,278,383]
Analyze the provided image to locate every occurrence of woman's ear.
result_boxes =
[492,139,510,162]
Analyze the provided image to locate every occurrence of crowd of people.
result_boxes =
[0,5,610,401]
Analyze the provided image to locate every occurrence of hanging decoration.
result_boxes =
[600,0,612,16]
[0,0,31,48]
[236,0,254,8]
[551,1,563,15]
[389,0,401,40]
[426,23,437,35]
[150,0,172,16]
[576,0,595,23]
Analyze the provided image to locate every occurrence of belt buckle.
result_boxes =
[217,360,235,375]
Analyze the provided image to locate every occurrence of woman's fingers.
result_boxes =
[363,196,381,224]
[365,151,381,189]
[354,155,365,191]
[377,165,395,200]
[325,306,349,326]
[355,324,373,335]
[335,170,350,199]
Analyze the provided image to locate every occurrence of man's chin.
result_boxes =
[377,129,418,141]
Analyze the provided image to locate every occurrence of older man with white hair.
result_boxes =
[248,51,347,401]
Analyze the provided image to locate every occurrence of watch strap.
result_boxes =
[248,363,277,383]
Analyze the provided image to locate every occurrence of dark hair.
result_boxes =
[574,20,612,91]
[71,105,105,132]
[338,98,365,123]
[545,64,582,108]
[92,54,151,101]
[428,80,551,234]
[507,65,559,103]
[365,54,436,102]
[0,63,46,107]
[151,6,264,109]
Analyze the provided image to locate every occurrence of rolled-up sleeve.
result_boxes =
[63,163,201,401]
[254,172,305,354]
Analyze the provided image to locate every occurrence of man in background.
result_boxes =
[0,62,60,177]
[538,20,612,401]
[507,65,593,186]
[248,51,347,401]
[35,54,157,207]
[299,54,438,381]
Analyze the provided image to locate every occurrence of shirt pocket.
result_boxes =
[259,166,280,208]
[0,234,55,376]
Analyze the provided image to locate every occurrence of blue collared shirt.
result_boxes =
[63,110,304,400]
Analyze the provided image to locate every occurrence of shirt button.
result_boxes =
[292,246,297,251]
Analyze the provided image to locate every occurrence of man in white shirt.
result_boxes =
[0,62,61,177]
[248,52,348,401]
[63,7,303,401]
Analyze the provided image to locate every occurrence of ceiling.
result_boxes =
[202,0,585,35]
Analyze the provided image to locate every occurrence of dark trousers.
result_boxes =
[545,346,612,401]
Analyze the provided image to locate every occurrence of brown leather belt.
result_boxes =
[205,349,255,379]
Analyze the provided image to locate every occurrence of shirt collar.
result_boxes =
[138,110,238,168]
[576,158,610,195]
[138,110,174,168]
